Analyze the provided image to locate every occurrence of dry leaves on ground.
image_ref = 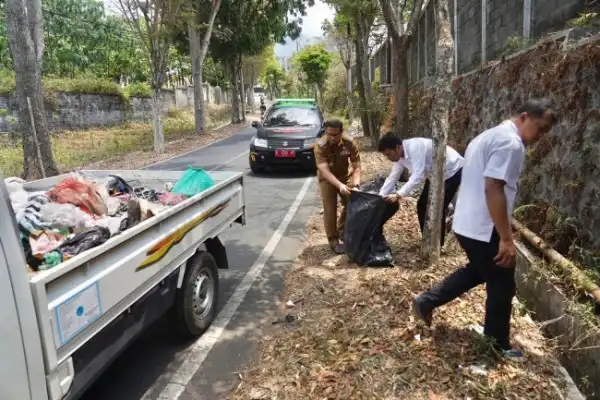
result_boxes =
[229,148,570,400]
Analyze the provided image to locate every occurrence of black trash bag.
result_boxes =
[358,176,387,194]
[133,186,158,202]
[59,227,111,257]
[106,175,134,196]
[344,190,394,267]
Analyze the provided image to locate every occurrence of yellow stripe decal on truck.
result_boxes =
[136,200,230,272]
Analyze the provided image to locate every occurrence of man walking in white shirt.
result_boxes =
[377,134,464,247]
[412,99,557,357]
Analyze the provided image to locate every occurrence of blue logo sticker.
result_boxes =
[76,306,84,316]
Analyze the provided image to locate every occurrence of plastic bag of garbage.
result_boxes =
[344,186,394,267]
[48,174,107,216]
[40,203,95,230]
[95,215,126,236]
[5,177,29,216]
[59,226,111,258]
[171,167,214,197]
[105,175,134,196]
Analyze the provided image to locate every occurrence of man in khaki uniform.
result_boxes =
[314,119,361,254]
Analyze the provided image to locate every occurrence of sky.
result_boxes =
[275,0,335,58]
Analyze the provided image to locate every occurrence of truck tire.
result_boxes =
[173,251,219,338]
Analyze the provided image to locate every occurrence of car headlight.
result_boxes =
[253,137,268,148]
[303,138,317,148]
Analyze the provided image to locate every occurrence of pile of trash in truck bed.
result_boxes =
[5,167,214,272]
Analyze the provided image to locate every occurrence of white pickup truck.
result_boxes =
[0,169,246,400]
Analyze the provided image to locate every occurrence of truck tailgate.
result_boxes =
[25,170,245,373]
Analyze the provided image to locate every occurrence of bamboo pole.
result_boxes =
[512,218,600,304]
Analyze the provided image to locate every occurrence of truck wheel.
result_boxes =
[173,251,219,338]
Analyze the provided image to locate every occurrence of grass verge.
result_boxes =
[229,142,572,400]
[0,105,233,177]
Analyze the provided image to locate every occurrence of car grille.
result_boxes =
[268,138,304,149]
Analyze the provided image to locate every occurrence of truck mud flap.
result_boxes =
[205,237,229,269]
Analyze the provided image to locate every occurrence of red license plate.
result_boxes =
[275,149,296,158]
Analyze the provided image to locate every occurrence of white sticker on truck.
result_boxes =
[55,283,103,344]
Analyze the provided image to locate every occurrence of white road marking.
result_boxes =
[209,151,249,171]
[142,122,244,169]
[143,176,313,400]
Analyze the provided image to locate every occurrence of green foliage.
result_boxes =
[0,70,16,95]
[322,62,348,114]
[568,13,600,28]
[0,0,151,82]
[210,0,314,65]
[204,57,229,88]
[124,82,153,98]
[295,44,333,89]
[43,76,125,97]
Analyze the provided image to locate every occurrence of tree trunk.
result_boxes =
[6,0,59,179]
[238,58,246,122]
[188,0,221,134]
[188,22,206,135]
[393,38,410,137]
[379,0,424,138]
[344,66,355,122]
[230,62,241,124]
[354,16,372,138]
[249,67,256,113]
[420,0,455,264]
[151,88,165,152]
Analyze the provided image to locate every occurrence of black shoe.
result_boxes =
[412,296,433,327]
[330,243,345,255]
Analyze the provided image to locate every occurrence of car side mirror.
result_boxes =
[251,121,259,129]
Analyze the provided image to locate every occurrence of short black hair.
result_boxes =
[516,98,558,124]
[377,132,403,152]
[323,119,343,131]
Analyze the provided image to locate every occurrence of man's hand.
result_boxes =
[494,238,516,268]
[338,183,352,196]
[384,193,401,204]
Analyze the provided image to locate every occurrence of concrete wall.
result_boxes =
[409,35,600,252]
[352,0,588,85]
[0,84,230,132]
[515,243,600,399]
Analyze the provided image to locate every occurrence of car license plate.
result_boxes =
[275,149,295,158]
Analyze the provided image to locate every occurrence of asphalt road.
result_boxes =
[81,123,319,400]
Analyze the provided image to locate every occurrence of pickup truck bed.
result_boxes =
[18,169,245,398]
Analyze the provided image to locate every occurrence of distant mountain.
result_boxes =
[275,35,336,58]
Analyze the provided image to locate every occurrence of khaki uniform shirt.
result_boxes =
[314,134,361,181]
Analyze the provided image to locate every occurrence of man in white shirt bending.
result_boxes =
[377,134,464,247]
[412,99,557,357]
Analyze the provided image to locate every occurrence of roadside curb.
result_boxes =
[213,121,232,131]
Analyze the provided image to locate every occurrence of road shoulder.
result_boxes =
[227,141,579,400]
[84,120,252,171]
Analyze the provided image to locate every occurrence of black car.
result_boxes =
[249,99,324,173]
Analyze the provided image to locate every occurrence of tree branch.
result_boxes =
[379,0,401,41]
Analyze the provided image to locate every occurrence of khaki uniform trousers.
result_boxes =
[319,176,350,245]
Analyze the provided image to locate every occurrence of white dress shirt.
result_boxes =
[452,120,525,242]
[378,138,464,197]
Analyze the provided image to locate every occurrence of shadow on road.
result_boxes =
[81,206,311,400]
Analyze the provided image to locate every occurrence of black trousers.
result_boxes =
[418,231,516,350]
[376,202,400,241]
[417,169,462,247]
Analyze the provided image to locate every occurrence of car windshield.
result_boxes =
[263,107,320,127]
